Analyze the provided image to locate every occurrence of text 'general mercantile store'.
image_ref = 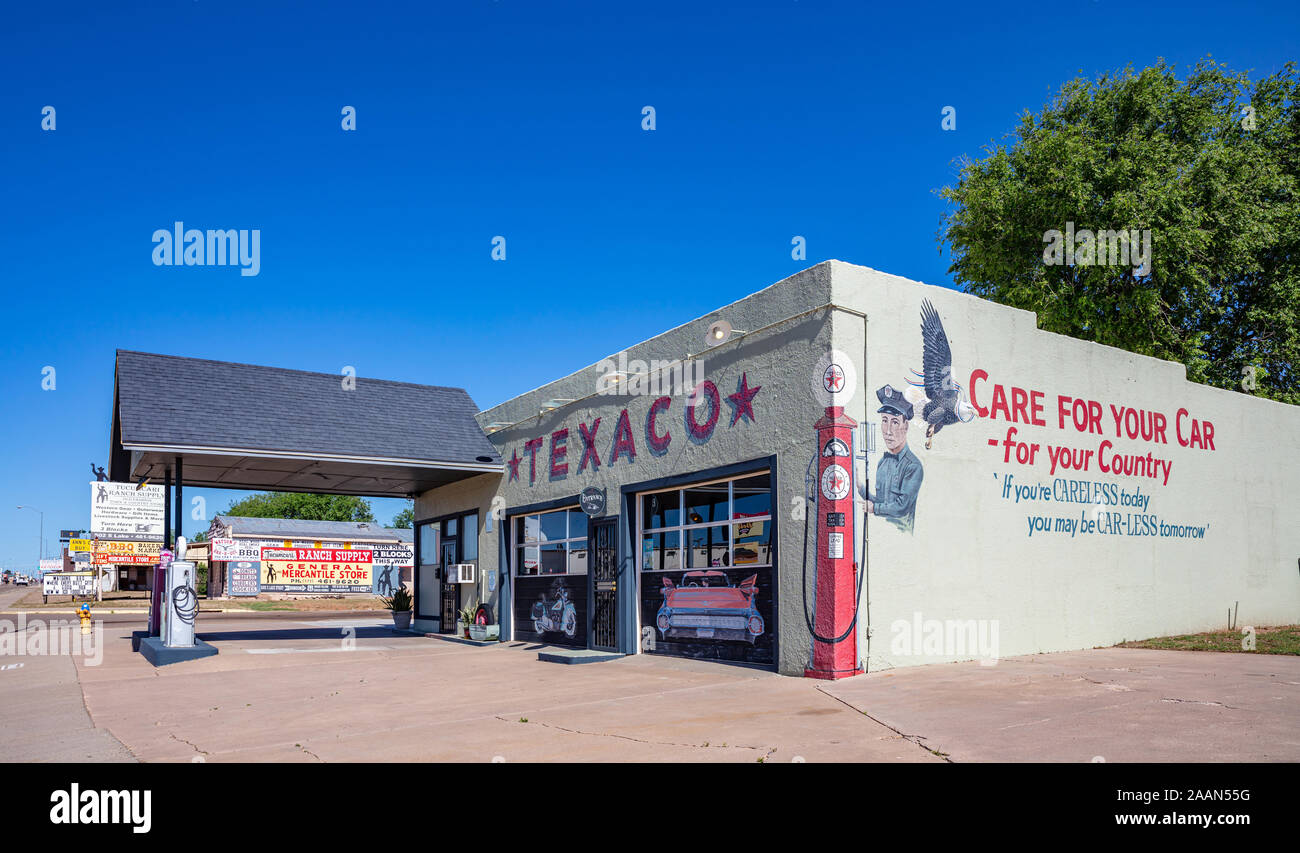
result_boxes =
[111,260,1300,677]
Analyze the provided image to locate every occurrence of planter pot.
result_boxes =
[469,624,500,642]
[392,611,412,630]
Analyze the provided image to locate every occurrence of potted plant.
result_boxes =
[383,586,414,630]
[458,603,478,639]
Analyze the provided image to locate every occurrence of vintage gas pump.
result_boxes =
[149,547,172,639]
[164,561,199,647]
[806,404,863,678]
[804,353,864,679]
[165,539,199,648]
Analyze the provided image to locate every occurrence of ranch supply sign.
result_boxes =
[90,481,165,541]
[259,547,373,594]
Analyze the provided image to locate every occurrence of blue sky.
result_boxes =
[1,1,1296,570]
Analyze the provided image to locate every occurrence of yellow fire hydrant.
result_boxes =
[77,602,92,636]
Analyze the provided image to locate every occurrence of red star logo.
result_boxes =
[824,364,844,392]
[830,470,845,492]
[727,372,762,425]
[506,448,521,482]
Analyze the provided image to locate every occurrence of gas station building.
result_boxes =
[110,261,1300,677]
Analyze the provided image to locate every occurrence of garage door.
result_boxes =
[638,470,774,666]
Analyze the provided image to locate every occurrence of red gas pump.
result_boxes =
[805,401,863,679]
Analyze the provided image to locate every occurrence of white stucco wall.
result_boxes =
[832,261,1300,669]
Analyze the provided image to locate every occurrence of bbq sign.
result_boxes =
[258,547,373,593]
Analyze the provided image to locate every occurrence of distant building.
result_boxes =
[205,516,413,599]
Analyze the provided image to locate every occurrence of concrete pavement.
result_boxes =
[0,592,134,762]
[71,614,932,762]
[821,648,1300,762]
[4,606,1297,762]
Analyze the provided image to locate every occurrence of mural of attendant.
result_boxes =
[868,385,924,533]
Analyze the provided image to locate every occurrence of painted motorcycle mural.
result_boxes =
[531,580,578,639]
[656,571,764,644]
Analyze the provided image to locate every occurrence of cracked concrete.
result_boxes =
[821,647,1300,761]
[63,614,935,763]
[15,612,1293,762]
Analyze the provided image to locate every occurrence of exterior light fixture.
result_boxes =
[484,422,512,433]
[705,319,747,346]
[540,398,575,414]
[135,477,152,491]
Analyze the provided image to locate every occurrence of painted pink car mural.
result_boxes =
[656,571,764,643]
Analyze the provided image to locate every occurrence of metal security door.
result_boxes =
[440,541,458,633]
[590,518,617,651]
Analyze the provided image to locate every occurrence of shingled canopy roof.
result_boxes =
[109,351,502,497]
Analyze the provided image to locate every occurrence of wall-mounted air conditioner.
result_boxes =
[453,563,476,584]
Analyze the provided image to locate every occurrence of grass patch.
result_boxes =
[1119,625,1299,655]
[233,601,296,611]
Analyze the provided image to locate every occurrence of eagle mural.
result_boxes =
[905,298,977,449]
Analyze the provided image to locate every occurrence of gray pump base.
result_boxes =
[139,636,219,667]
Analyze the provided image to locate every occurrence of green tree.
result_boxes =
[940,58,1298,404]
[391,506,414,529]
[222,493,375,522]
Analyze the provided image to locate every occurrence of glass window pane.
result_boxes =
[566,509,588,541]
[538,510,567,543]
[540,542,566,574]
[684,484,728,526]
[444,518,457,537]
[520,515,539,544]
[417,564,439,614]
[731,520,771,566]
[640,531,680,571]
[418,523,439,565]
[517,546,538,576]
[732,472,772,519]
[642,491,679,530]
[461,513,478,561]
[687,524,731,568]
[568,539,588,574]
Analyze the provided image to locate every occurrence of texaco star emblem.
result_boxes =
[820,463,850,501]
[823,364,844,393]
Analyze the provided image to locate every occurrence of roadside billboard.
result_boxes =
[371,543,414,567]
[43,572,96,596]
[228,561,260,596]
[89,481,165,541]
[93,540,162,565]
